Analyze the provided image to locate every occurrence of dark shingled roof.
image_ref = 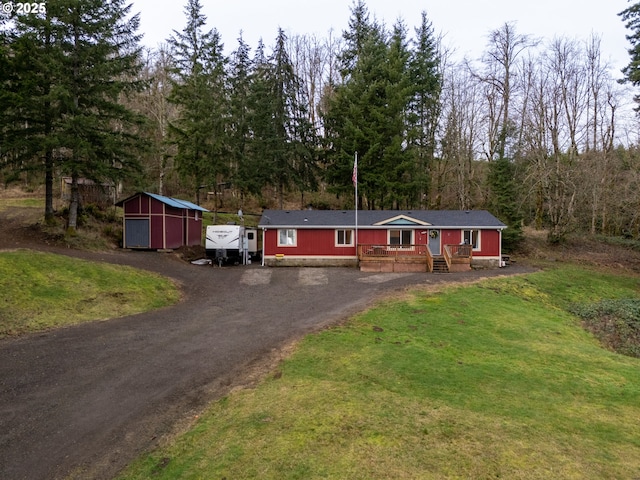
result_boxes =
[258,210,506,229]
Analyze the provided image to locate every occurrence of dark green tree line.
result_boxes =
[4,0,640,247]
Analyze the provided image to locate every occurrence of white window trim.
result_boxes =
[335,229,354,247]
[388,229,414,249]
[278,228,297,247]
[462,229,481,251]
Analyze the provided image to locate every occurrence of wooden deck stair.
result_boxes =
[432,256,449,273]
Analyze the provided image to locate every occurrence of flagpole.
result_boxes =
[354,151,358,262]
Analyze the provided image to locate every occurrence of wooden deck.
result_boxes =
[358,244,472,273]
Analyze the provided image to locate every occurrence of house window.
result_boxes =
[462,229,480,250]
[389,229,413,247]
[278,229,297,246]
[336,229,354,247]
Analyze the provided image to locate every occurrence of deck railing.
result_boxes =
[358,243,471,272]
[443,244,473,270]
[358,244,429,260]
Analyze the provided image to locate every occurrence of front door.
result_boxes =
[428,230,441,256]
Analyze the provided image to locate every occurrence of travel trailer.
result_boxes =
[205,224,259,266]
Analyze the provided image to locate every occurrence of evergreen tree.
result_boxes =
[621,2,640,108]
[246,30,317,208]
[167,0,229,205]
[4,0,145,232]
[228,34,255,197]
[55,0,145,233]
[322,2,380,206]
[381,20,414,208]
[324,5,415,209]
[340,0,374,78]
[487,157,523,251]
[407,11,441,208]
[3,6,61,222]
[267,28,318,206]
[0,19,11,181]
[246,39,277,197]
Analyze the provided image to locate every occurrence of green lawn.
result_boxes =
[120,265,640,479]
[0,250,180,336]
[0,197,43,209]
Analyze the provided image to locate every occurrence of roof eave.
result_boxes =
[259,224,507,229]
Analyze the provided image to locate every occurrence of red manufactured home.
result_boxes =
[116,192,208,250]
[258,210,507,272]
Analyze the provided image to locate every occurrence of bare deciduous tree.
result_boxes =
[137,46,177,195]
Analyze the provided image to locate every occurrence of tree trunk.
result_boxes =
[44,149,55,225]
[67,175,80,236]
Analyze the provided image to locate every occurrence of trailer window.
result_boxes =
[278,229,297,246]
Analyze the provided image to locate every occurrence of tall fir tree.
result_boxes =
[3,5,62,223]
[487,157,523,251]
[246,39,277,197]
[324,4,415,209]
[381,20,414,208]
[0,18,11,182]
[340,0,374,79]
[322,1,378,205]
[167,0,229,205]
[267,28,318,206]
[55,0,145,233]
[228,34,255,197]
[4,0,145,232]
[620,2,640,109]
[246,31,317,208]
[407,11,441,208]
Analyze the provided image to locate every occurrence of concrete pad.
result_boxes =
[240,269,272,285]
[298,268,329,285]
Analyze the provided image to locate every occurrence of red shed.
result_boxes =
[116,192,208,250]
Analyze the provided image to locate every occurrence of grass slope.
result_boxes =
[0,250,180,336]
[121,265,640,479]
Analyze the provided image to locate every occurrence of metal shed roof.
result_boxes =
[258,209,506,229]
[145,193,209,212]
[117,192,209,212]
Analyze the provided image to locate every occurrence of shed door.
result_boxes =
[125,219,150,248]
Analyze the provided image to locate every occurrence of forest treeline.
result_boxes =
[2,0,640,246]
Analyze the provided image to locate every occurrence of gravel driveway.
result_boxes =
[0,221,532,480]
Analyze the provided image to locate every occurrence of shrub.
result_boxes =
[570,299,640,358]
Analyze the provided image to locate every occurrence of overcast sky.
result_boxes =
[132,0,632,78]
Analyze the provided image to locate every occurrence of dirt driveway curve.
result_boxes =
[0,213,532,480]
